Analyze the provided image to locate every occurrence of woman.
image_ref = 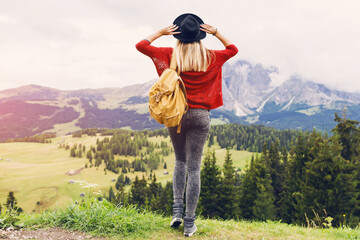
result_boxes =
[136,13,238,237]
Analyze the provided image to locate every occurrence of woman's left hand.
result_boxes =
[144,25,180,44]
[160,25,180,36]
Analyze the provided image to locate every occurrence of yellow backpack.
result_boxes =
[148,52,188,133]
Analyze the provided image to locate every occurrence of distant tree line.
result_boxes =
[5,133,56,143]
[72,128,105,137]
[208,124,298,152]
[71,127,169,139]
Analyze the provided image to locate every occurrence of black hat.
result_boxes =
[173,13,206,43]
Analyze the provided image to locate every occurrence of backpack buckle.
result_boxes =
[154,92,163,102]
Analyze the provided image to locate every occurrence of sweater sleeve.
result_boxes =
[135,39,159,58]
[212,44,238,65]
[135,40,172,76]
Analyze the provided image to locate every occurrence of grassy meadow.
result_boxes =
[0,133,253,213]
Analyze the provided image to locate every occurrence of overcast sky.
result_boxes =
[1,0,360,92]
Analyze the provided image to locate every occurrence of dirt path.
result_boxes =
[0,227,111,240]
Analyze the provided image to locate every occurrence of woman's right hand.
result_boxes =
[201,24,232,47]
[200,24,217,36]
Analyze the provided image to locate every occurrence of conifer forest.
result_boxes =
[72,113,360,228]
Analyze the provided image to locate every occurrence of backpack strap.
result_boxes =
[179,79,189,113]
[176,120,182,134]
[170,51,180,75]
[170,51,188,134]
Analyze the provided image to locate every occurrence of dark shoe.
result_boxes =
[184,215,197,237]
[170,202,183,228]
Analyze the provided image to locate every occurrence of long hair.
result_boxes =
[173,40,213,72]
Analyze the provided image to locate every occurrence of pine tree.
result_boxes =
[157,181,173,216]
[278,147,293,223]
[234,171,242,186]
[108,186,115,203]
[116,173,125,190]
[125,176,131,185]
[254,149,275,221]
[332,113,360,222]
[115,186,128,206]
[253,184,275,221]
[267,141,285,218]
[149,174,159,199]
[208,133,214,147]
[5,191,23,212]
[219,148,239,219]
[281,146,288,166]
[5,191,16,209]
[239,155,258,219]
[86,150,93,164]
[239,152,275,221]
[130,175,148,207]
[353,159,360,222]
[302,133,358,226]
[70,147,76,157]
[282,132,311,224]
[148,174,160,211]
[332,112,360,161]
[199,149,221,218]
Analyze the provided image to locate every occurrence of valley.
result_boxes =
[0,132,253,213]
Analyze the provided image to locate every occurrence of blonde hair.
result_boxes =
[173,40,213,72]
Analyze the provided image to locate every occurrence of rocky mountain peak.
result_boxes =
[248,63,272,87]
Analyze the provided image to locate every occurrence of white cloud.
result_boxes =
[0,0,360,93]
[0,15,17,24]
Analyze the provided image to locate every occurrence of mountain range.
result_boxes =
[1,60,360,141]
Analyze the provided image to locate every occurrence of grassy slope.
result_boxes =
[19,199,359,240]
[141,219,359,240]
[0,134,253,213]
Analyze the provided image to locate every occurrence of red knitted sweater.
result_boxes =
[136,40,238,110]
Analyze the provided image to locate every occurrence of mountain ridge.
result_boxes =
[1,60,360,140]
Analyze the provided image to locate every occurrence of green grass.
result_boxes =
[21,198,167,238]
[17,198,360,240]
[0,134,253,213]
[210,118,229,125]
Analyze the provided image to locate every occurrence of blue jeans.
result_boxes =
[168,108,210,217]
